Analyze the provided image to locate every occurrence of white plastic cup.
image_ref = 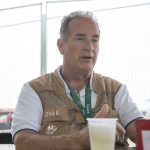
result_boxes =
[87,118,117,150]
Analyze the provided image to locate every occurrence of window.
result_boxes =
[0,0,150,112]
[47,0,150,110]
[0,4,41,109]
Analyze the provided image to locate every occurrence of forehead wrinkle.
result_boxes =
[75,33,85,37]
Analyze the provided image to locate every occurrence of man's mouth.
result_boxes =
[82,56,93,59]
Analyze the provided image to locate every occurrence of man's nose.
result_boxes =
[84,39,94,51]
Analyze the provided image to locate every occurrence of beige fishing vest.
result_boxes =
[28,69,128,146]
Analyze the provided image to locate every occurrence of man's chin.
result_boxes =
[81,65,94,72]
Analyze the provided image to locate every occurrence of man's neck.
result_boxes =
[61,67,92,92]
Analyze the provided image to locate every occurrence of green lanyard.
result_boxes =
[67,80,93,119]
[60,69,93,119]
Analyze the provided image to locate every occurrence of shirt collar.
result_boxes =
[57,65,93,94]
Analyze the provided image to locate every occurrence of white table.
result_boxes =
[0,144,15,150]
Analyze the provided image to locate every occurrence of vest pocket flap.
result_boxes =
[44,106,69,122]
[75,112,86,123]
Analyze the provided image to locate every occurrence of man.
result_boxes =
[11,11,143,150]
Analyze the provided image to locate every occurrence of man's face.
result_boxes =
[58,17,100,73]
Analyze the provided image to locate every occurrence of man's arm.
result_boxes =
[126,120,137,143]
[114,84,144,143]
[14,129,90,150]
[14,104,109,150]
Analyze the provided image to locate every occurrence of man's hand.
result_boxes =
[95,104,109,118]
[116,122,126,142]
[80,104,110,148]
[94,104,126,142]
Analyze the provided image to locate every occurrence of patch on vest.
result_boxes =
[45,110,60,117]
[44,106,69,121]
[46,124,58,135]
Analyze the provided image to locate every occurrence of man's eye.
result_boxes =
[92,38,98,43]
[76,37,84,41]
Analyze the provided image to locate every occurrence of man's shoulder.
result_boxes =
[93,72,121,83]
[27,72,56,92]
[93,72,122,92]
[29,72,53,83]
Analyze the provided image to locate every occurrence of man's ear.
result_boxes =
[57,39,64,54]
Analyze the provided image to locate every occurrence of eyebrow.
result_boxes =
[75,33,99,38]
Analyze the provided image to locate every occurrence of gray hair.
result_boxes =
[59,11,100,40]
